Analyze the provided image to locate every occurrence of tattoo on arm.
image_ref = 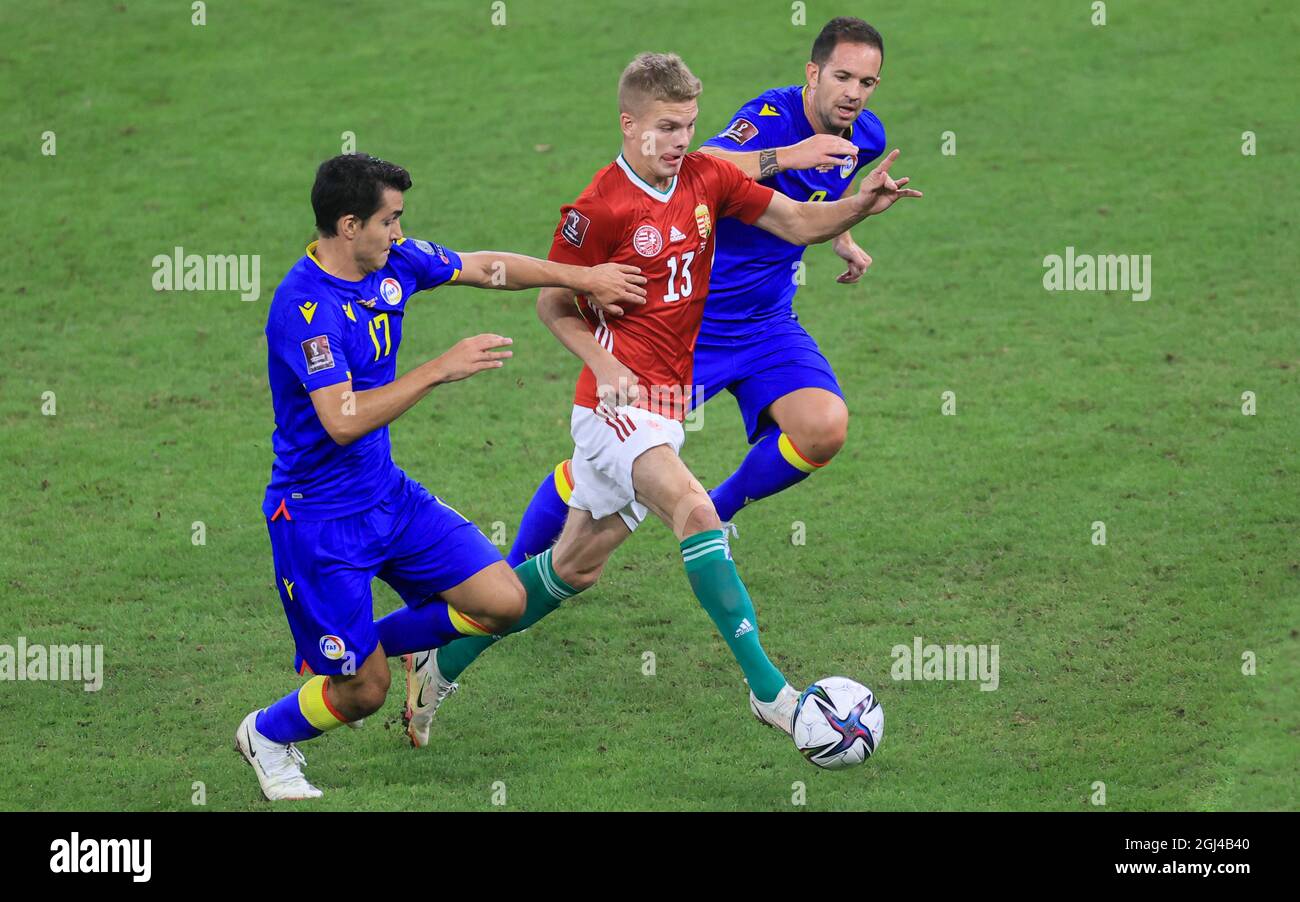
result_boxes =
[758,149,779,180]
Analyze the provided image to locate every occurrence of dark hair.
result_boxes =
[810,17,884,68]
[311,153,412,236]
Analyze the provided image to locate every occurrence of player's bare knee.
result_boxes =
[330,671,388,719]
[503,578,527,624]
[812,419,848,461]
[351,682,388,718]
[679,488,722,536]
[793,415,847,464]
[472,578,526,633]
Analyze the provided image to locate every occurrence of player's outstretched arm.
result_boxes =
[455,252,647,316]
[754,148,922,246]
[537,287,640,409]
[308,334,513,446]
[701,133,859,179]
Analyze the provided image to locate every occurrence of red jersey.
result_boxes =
[547,151,774,420]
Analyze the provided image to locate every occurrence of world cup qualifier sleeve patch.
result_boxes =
[719,117,759,145]
[301,335,335,374]
[561,208,592,247]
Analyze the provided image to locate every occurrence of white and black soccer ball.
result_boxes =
[792,677,884,769]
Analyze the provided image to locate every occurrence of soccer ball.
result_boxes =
[792,677,884,769]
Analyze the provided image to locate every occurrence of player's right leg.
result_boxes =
[431,403,670,716]
[501,349,732,565]
[631,443,801,734]
[238,514,386,801]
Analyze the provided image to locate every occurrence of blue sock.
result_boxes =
[374,601,490,657]
[507,462,572,567]
[709,425,824,522]
[255,675,345,743]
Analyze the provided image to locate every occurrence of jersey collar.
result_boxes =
[615,153,677,203]
[305,240,371,286]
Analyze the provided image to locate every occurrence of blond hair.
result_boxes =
[617,52,702,114]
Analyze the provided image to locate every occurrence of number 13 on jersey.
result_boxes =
[663,251,695,303]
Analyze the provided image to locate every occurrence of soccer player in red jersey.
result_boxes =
[405,52,920,741]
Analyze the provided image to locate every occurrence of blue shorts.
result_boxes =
[265,473,502,676]
[692,318,843,443]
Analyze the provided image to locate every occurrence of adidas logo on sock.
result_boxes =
[734,618,754,639]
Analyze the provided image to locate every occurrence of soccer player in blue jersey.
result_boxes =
[236,153,646,800]
[407,29,920,738]
[693,16,886,518]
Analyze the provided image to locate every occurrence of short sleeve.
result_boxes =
[701,96,777,151]
[398,238,464,292]
[705,154,775,225]
[547,196,622,266]
[269,297,351,392]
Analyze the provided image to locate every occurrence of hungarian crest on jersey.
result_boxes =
[693,203,712,241]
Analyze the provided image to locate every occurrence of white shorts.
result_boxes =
[568,404,687,532]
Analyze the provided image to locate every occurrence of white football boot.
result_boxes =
[749,683,800,737]
[403,650,458,748]
[235,710,323,801]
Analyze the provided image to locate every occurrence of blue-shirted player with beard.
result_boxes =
[236,153,646,801]
[411,19,915,734]
[693,17,886,517]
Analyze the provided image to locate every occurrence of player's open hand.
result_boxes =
[857,149,922,216]
[789,133,859,173]
[433,334,513,384]
[585,262,647,317]
[833,234,873,283]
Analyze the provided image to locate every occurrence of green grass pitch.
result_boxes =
[0,0,1295,811]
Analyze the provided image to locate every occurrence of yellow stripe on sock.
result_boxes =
[298,675,347,732]
[553,459,575,503]
[449,607,491,637]
[777,433,824,474]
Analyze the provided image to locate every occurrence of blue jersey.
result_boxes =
[263,237,462,520]
[700,84,886,338]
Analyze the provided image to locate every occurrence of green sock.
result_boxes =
[681,529,787,702]
[436,548,579,682]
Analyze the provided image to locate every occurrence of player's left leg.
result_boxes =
[316,643,391,721]
[709,325,848,522]
[632,443,800,732]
